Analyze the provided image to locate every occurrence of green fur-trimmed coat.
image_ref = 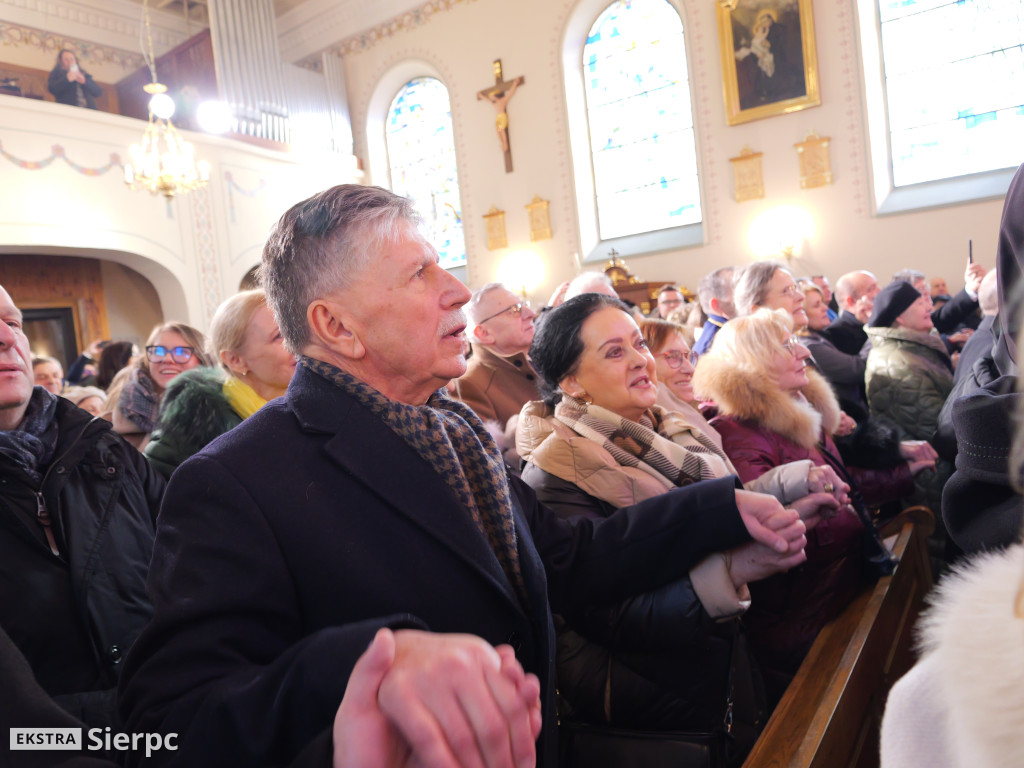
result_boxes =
[144,367,243,480]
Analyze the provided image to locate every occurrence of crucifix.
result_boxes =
[477,59,525,173]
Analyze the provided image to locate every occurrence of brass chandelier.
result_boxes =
[124,0,209,199]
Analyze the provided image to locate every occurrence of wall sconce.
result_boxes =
[747,206,815,262]
[496,250,546,301]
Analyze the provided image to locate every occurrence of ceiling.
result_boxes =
[127,0,315,26]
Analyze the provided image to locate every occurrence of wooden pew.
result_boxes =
[742,509,934,768]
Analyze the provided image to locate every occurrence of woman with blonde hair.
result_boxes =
[144,289,296,478]
[693,308,929,699]
[112,322,213,449]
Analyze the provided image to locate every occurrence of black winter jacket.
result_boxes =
[0,398,163,726]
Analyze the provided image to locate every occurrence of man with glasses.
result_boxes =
[652,284,686,319]
[450,282,540,431]
[0,284,164,732]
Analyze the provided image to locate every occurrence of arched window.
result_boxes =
[385,77,466,269]
[581,0,701,242]
[858,0,1023,211]
[879,0,1024,187]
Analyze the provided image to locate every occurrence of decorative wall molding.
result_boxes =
[0,21,145,71]
[834,0,867,217]
[224,170,268,224]
[189,186,221,324]
[291,0,477,68]
[0,0,190,56]
[0,138,123,175]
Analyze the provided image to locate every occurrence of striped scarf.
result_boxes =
[302,357,528,608]
[554,396,733,489]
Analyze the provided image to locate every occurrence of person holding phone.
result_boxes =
[48,49,102,110]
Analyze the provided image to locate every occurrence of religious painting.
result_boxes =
[717,0,821,126]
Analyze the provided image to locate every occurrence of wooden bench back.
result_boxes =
[743,511,933,768]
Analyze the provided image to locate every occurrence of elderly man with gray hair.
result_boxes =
[120,184,807,768]
[450,282,540,430]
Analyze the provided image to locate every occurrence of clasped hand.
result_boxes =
[334,629,542,768]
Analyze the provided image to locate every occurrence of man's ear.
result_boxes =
[472,323,493,344]
[308,299,365,360]
[709,297,721,315]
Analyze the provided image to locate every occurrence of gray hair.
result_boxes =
[697,266,736,315]
[465,282,510,330]
[891,268,926,287]
[564,271,615,301]
[260,185,420,354]
[734,260,789,317]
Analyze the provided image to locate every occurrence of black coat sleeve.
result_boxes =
[515,472,748,615]
[931,288,979,334]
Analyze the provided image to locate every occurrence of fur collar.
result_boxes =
[692,358,841,449]
[916,545,1024,767]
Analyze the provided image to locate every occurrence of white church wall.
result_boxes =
[0,96,361,331]
[339,0,1007,302]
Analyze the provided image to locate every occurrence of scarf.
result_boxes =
[302,357,528,607]
[223,376,267,420]
[553,396,733,490]
[0,388,59,485]
[118,367,160,433]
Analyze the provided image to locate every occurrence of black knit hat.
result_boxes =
[867,281,922,327]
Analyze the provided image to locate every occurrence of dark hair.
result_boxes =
[53,49,77,72]
[96,341,135,390]
[529,293,628,406]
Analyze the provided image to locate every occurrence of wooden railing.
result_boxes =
[742,508,934,768]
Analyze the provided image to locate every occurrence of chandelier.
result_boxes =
[124,0,209,199]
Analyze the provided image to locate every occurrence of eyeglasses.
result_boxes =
[781,336,802,355]
[146,345,195,364]
[658,350,690,370]
[659,298,683,308]
[775,284,799,298]
[479,301,531,324]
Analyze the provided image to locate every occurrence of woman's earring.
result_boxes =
[576,390,592,404]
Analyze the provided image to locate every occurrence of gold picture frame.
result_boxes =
[483,206,508,250]
[717,0,821,126]
[525,195,552,241]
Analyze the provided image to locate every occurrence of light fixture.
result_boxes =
[747,206,815,262]
[124,0,209,199]
[496,250,545,301]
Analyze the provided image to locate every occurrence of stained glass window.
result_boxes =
[583,0,700,240]
[878,0,1024,187]
[386,77,466,269]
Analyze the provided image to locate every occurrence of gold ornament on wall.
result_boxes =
[483,206,508,250]
[526,195,552,241]
[794,131,832,188]
[729,146,764,202]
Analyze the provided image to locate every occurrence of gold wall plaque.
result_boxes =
[483,206,508,250]
[729,146,765,202]
[525,195,552,241]
[795,131,832,188]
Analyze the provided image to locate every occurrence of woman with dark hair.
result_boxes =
[47,49,102,110]
[96,341,134,391]
[516,294,840,763]
[112,322,214,450]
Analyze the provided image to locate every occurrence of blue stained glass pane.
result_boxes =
[879,0,1024,186]
[583,0,701,240]
[385,77,466,269]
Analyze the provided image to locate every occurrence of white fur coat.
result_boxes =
[881,544,1024,767]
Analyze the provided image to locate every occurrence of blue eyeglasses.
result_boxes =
[146,345,195,364]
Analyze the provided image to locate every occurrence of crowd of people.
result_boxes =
[2,165,1022,768]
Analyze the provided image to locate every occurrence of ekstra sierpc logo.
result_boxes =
[10,728,177,757]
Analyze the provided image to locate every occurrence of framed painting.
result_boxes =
[717,0,821,126]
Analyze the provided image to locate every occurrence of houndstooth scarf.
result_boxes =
[303,357,528,608]
[554,395,733,489]
[0,387,59,486]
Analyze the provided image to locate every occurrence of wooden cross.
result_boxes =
[477,59,524,173]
